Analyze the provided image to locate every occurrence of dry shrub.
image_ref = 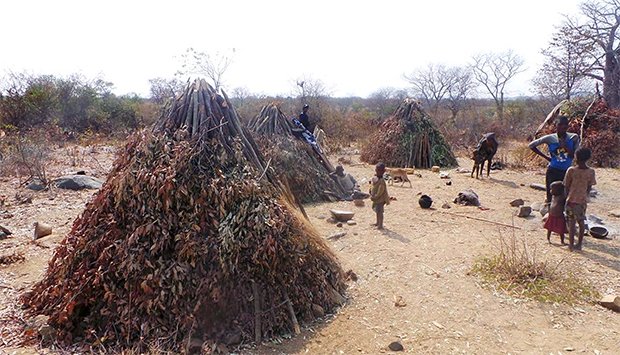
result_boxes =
[0,134,49,183]
[509,143,547,170]
[0,251,25,265]
[472,234,599,305]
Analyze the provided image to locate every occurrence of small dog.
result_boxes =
[385,168,412,187]
[471,133,498,179]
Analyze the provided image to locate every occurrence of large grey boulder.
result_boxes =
[54,175,103,190]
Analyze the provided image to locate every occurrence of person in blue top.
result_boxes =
[529,116,580,203]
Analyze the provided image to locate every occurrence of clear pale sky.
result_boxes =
[1,0,585,98]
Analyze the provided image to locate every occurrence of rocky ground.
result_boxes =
[1,143,619,354]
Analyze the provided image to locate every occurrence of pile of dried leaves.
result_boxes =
[21,80,346,351]
[537,98,620,167]
[361,98,457,168]
[248,103,345,203]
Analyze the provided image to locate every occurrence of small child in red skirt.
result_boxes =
[544,181,567,244]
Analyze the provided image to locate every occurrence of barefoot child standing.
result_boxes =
[544,181,567,244]
[563,148,596,251]
[370,162,390,230]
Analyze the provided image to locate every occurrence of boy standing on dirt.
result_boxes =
[563,148,596,251]
[370,162,390,230]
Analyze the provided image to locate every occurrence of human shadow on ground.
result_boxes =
[487,177,519,189]
[380,228,411,243]
[580,238,620,272]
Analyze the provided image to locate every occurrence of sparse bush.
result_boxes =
[472,234,599,305]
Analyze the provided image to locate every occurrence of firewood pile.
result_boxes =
[248,103,345,203]
[21,79,346,351]
[537,98,620,167]
[361,98,457,168]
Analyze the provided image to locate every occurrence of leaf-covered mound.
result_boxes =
[248,104,345,203]
[361,98,457,168]
[22,80,346,351]
[538,98,620,167]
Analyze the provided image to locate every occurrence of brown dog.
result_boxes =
[385,168,412,187]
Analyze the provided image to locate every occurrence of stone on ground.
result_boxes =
[510,198,524,207]
[599,295,620,312]
[54,175,103,190]
[518,206,532,218]
[529,183,546,191]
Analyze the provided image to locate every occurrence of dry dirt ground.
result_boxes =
[1,144,619,354]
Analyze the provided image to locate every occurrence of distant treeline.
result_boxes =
[1,73,563,148]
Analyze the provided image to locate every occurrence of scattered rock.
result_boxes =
[28,314,55,341]
[441,203,451,209]
[347,220,357,226]
[445,181,452,186]
[608,210,620,218]
[316,215,327,220]
[520,183,526,187]
[326,217,337,224]
[0,225,12,240]
[518,206,532,218]
[388,341,404,352]
[599,295,620,312]
[336,222,343,228]
[529,183,546,191]
[454,189,480,206]
[327,232,347,240]
[311,304,325,318]
[26,178,46,191]
[509,198,524,207]
[540,204,549,217]
[564,347,575,352]
[33,221,52,240]
[531,202,543,211]
[439,172,450,179]
[54,175,103,190]
[76,170,86,175]
[394,295,407,307]
[431,166,440,173]
[345,269,358,281]
[15,191,33,204]
[328,286,346,305]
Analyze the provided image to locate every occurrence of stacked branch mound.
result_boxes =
[21,79,346,351]
[538,99,620,167]
[360,98,457,168]
[248,103,345,203]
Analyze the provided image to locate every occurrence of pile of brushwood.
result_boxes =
[248,103,345,203]
[361,98,457,168]
[537,98,620,167]
[21,79,346,352]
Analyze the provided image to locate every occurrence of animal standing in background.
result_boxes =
[385,167,412,187]
[471,133,499,179]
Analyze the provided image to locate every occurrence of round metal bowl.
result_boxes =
[589,226,609,239]
[330,209,355,222]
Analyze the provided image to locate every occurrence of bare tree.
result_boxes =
[564,0,620,107]
[404,64,452,115]
[533,25,595,101]
[471,50,525,120]
[148,77,184,105]
[176,48,233,91]
[292,76,331,126]
[367,87,408,119]
[445,67,477,120]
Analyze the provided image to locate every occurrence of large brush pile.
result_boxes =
[537,98,620,167]
[248,104,345,203]
[21,80,346,351]
[361,98,457,168]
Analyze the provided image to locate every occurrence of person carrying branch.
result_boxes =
[528,116,580,204]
